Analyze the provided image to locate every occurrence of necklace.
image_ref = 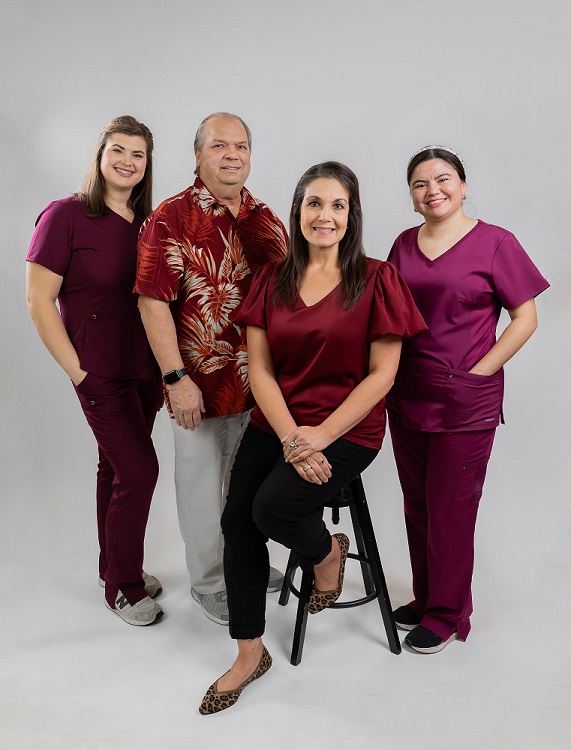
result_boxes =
[106,197,132,213]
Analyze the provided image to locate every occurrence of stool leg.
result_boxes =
[291,570,313,666]
[349,502,375,595]
[350,478,402,655]
[279,550,297,606]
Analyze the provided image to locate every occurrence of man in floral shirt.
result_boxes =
[136,113,288,624]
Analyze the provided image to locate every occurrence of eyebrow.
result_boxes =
[412,172,451,185]
[305,195,348,202]
[109,142,145,154]
[211,139,248,146]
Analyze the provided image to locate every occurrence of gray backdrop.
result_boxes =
[1,0,568,668]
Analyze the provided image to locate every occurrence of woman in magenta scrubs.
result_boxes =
[387,145,549,653]
[26,116,163,626]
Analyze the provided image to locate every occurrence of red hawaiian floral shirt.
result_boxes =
[135,178,288,418]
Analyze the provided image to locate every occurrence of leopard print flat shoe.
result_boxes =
[308,533,350,614]
[199,647,272,715]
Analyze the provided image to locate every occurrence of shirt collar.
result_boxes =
[192,177,261,214]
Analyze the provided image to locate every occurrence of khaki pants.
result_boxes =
[172,411,250,594]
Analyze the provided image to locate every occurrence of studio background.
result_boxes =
[1,1,569,748]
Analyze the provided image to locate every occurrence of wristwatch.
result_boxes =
[163,368,187,385]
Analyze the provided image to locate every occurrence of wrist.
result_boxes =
[163,368,187,386]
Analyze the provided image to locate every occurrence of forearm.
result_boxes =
[319,369,396,444]
[137,295,185,374]
[138,295,205,428]
[249,367,297,439]
[28,299,85,382]
[469,300,538,376]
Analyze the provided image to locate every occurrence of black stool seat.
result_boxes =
[278,475,402,665]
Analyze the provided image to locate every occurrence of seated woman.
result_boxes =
[199,161,427,714]
[26,116,163,626]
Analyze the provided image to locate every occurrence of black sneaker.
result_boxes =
[393,605,421,631]
[404,625,458,654]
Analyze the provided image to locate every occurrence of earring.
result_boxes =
[462,195,466,201]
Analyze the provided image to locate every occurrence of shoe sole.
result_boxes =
[395,620,418,632]
[105,600,164,626]
[405,631,459,654]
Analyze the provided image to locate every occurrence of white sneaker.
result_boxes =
[99,572,163,598]
[105,590,164,626]
[191,589,229,625]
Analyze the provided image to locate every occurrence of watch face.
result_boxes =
[163,369,184,385]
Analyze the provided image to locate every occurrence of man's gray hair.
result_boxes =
[194,112,252,155]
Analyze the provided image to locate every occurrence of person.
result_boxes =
[26,116,164,626]
[135,112,288,625]
[198,161,427,714]
[386,145,549,653]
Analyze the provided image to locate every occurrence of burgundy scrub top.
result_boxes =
[233,258,427,449]
[386,220,549,432]
[27,195,157,380]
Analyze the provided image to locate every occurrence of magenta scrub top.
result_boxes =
[27,195,157,380]
[386,220,549,432]
[233,258,427,449]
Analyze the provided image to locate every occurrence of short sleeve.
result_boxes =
[26,200,74,276]
[134,211,182,301]
[368,262,428,342]
[231,262,276,329]
[491,233,549,309]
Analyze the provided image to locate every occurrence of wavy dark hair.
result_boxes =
[407,146,466,185]
[76,115,154,220]
[273,161,367,310]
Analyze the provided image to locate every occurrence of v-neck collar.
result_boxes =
[414,219,481,265]
[297,282,341,309]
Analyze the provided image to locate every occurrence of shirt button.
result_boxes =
[90,400,96,405]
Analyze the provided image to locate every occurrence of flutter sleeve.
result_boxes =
[26,200,74,276]
[491,232,549,309]
[232,262,276,329]
[368,261,428,342]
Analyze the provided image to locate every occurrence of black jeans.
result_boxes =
[221,425,378,639]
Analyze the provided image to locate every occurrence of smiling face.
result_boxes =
[300,177,350,254]
[195,116,251,195]
[409,158,466,222]
[99,133,147,196]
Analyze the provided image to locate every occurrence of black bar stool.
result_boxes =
[278,475,402,665]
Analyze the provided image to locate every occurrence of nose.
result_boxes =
[426,181,440,196]
[319,205,332,222]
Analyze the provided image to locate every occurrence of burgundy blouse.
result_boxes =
[233,258,427,449]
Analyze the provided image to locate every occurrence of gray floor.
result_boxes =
[3,411,569,750]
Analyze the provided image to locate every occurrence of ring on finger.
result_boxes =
[289,442,298,450]
[302,464,312,472]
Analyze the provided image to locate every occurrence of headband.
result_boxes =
[409,144,465,169]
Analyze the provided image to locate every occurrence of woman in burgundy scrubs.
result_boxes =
[26,116,163,626]
[198,161,427,714]
[387,145,549,653]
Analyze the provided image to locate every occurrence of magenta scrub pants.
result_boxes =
[389,417,495,641]
[74,372,163,606]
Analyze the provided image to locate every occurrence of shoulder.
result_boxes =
[35,194,86,229]
[366,256,401,280]
[472,220,526,255]
[150,185,195,219]
[393,226,419,246]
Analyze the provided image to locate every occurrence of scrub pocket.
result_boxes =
[442,368,503,430]
[453,457,489,510]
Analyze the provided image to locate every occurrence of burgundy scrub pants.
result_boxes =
[74,372,163,606]
[389,417,495,641]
